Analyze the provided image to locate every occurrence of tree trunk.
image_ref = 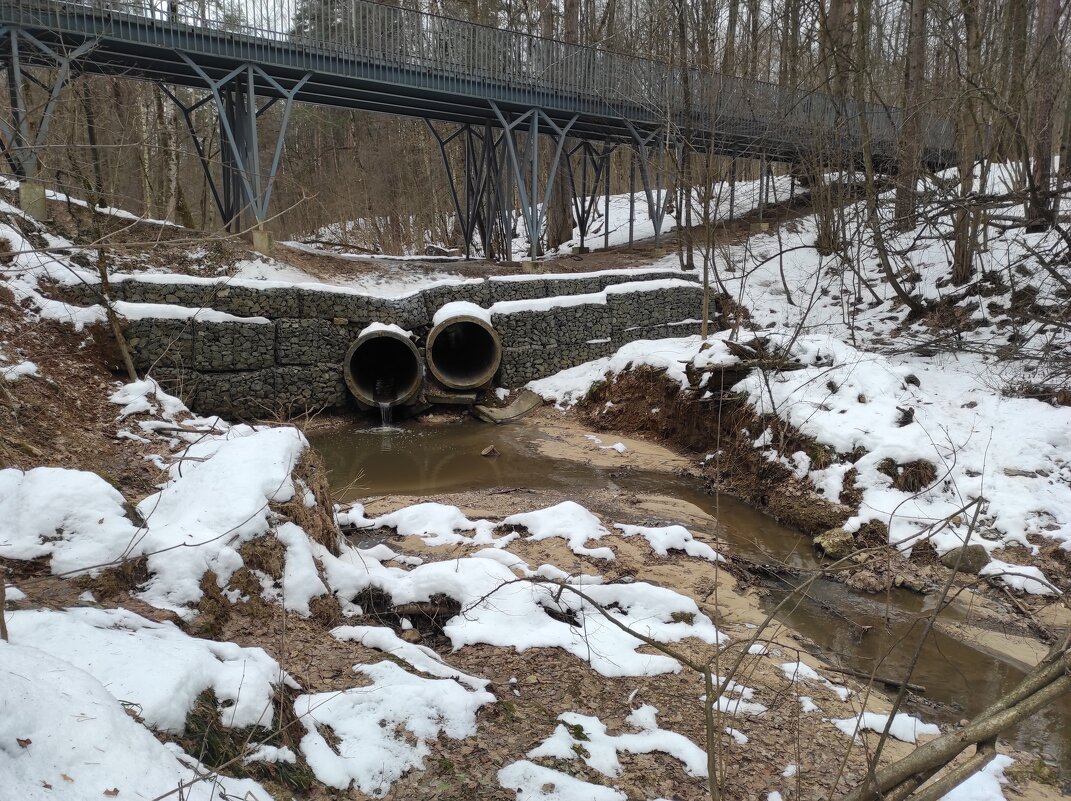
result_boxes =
[893,0,927,230]
[545,0,578,251]
[135,87,157,218]
[677,0,694,270]
[1026,0,1061,227]
[80,84,105,208]
[722,0,739,75]
[747,0,760,79]
[951,0,981,286]
[823,0,856,97]
[997,1,1029,156]
[155,86,180,223]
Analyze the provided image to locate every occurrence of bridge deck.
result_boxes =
[0,0,954,167]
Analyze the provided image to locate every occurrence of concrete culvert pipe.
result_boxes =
[426,305,502,390]
[343,325,424,408]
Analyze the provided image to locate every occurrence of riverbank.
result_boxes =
[3,183,1069,800]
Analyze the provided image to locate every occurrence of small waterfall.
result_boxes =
[378,400,393,427]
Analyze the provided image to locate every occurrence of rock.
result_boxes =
[845,568,886,593]
[481,445,499,458]
[424,244,461,257]
[1003,467,1037,478]
[399,629,422,643]
[939,545,991,574]
[814,527,856,559]
[895,406,915,426]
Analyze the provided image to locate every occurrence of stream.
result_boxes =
[310,419,1068,784]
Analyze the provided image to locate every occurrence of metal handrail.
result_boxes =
[0,0,954,155]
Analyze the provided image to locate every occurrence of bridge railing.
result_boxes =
[5,0,954,156]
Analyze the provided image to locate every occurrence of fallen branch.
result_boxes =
[840,651,1071,801]
[818,664,925,694]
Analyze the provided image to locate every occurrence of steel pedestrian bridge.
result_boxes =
[0,0,955,256]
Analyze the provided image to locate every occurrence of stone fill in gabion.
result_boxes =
[126,319,195,370]
[193,321,275,371]
[95,269,717,415]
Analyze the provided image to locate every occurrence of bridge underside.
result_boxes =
[0,2,956,258]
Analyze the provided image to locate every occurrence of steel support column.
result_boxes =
[490,102,577,260]
[0,28,94,217]
[427,120,506,260]
[172,56,309,235]
[563,138,615,251]
[624,121,672,248]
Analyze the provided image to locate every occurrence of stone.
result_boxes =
[492,308,559,348]
[939,545,991,574]
[194,320,275,371]
[488,277,548,303]
[422,280,492,310]
[210,285,299,318]
[1002,467,1037,478]
[552,302,610,344]
[196,369,277,418]
[124,318,195,370]
[275,364,348,412]
[71,264,728,417]
[424,244,461,257]
[814,527,856,559]
[481,445,499,457]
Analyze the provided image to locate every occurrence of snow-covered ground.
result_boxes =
[0,370,966,800]
[1,170,1058,801]
[0,378,739,797]
[301,174,793,260]
[528,175,1071,597]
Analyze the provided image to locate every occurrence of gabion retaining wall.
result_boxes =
[102,271,716,418]
[61,269,687,320]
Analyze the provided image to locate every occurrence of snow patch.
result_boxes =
[505,501,615,560]
[527,705,707,778]
[432,300,491,325]
[295,660,493,795]
[499,761,626,801]
[614,523,725,562]
[0,640,270,801]
[832,711,940,744]
[6,607,290,732]
[332,625,488,690]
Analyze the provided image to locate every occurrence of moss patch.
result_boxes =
[177,689,315,796]
[189,571,231,639]
[274,450,340,554]
[878,458,938,493]
[84,555,150,601]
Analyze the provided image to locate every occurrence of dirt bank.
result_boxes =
[571,364,1067,644]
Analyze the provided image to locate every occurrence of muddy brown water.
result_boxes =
[311,420,1070,782]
